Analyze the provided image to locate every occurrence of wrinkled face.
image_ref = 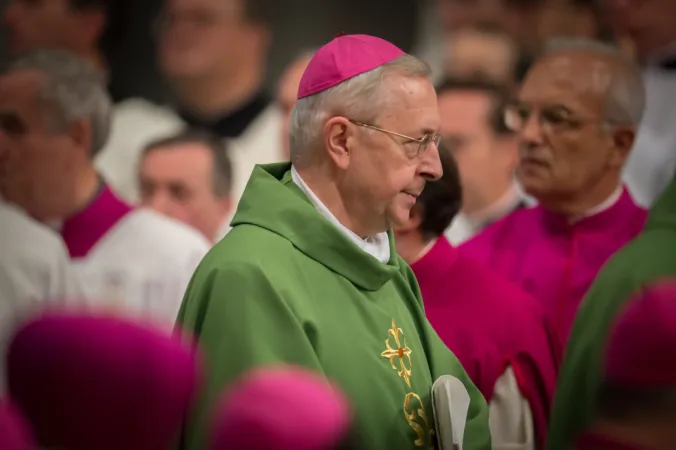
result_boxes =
[438,90,517,212]
[513,53,629,202]
[340,75,443,233]
[0,69,82,221]
[138,143,232,241]
[2,0,94,55]
[158,0,260,80]
[276,56,311,159]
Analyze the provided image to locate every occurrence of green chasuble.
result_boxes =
[176,163,490,450]
[547,175,676,450]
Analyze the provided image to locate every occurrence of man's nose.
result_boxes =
[520,113,545,146]
[420,143,443,181]
[148,193,174,216]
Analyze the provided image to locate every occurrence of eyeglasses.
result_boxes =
[504,103,617,134]
[349,120,441,158]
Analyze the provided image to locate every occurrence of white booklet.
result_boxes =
[431,375,471,450]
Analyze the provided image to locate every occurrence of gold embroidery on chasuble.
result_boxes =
[404,392,435,449]
[381,318,413,387]
[381,318,435,448]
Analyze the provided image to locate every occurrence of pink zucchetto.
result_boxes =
[0,400,34,450]
[6,313,202,450]
[604,279,676,387]
[297,33,406,99]
[210,366,353,450]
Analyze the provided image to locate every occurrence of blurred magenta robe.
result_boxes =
[459,188,647,355]
[411,237,557,449]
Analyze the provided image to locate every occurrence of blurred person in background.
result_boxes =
[603,0,676,207]
[2,0,113,73]
[547,39,676,450]
[0,49,209,332]
[276,51,314,160]
[437,0,547,76]
[96,0,283,223]
[443,25,520,87]
[536,0,614,45]
[138,130,233,243]
[0,202,81,392]
[437,78,526,245]
[394,143,556,450]
[568,281,676,450]
[460,37,647,358]
[177,34,490,450]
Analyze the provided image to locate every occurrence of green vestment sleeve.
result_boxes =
[547,231,676,450]
[176,261,325,450]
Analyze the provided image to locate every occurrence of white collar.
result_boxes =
[569,186,623,223]
[291,166,391,263]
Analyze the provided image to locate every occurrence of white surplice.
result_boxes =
[54,185,210,332]
[0,202,82,391]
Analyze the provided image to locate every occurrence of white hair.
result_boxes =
[543,37,646,128]
[288,54,431,166]
[9,49,112,156]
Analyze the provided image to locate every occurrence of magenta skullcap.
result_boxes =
[6,313,202,450]
[0,401,34,450]
[604,279,676,387]
[210,366,352,450]
[297,33,406,99]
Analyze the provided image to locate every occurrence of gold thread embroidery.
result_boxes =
[381,318,413,387]
[404,392,435,448]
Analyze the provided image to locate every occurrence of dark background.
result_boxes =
[0,0,420,103]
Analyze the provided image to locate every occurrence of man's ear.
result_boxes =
[67,118,94,157]
[610,125,636,169]
[324,116,352,170]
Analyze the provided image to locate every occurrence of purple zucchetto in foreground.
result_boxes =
[6,313,202,450]
[0,400,34,450]
[210,366,355,450]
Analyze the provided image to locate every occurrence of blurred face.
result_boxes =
[438,90,517,213]
[158,0,264,80]
[2,0,100,55]
[438,0,505,31]
[603,0,676,56]
[444,31,517,84]
[333,75,443,234]
[511,53,632,204]
[139,143,232,241]
[276,56,311,159]
[0,69,84,221]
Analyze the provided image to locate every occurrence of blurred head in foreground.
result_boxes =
[0,400,34,450]
[574,279,676,450]
[210,366,358,450]
[6,313,201,450]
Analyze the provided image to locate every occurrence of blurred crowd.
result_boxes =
[1,0,676,449]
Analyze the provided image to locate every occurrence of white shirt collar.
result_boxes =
[569,186,624,223]
[291,166,391,263]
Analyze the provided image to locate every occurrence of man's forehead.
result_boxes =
[519,52,613,105]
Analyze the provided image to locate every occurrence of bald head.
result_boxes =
[539,37,645,128]
[276,52,313,159]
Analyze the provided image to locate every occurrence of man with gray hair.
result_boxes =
[177,34,490,450]
[0,49,210,332]
[460,37,648,358]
